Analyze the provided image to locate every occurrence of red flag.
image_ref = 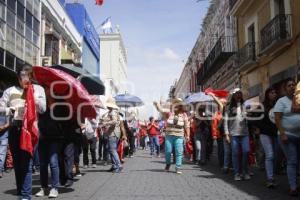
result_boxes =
[20,84,39,156]
[95,0,104,5]
[205,88,229,98]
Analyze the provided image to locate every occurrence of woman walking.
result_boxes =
[154,98,190,174]
[224,89,250,181]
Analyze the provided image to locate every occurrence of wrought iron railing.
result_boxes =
[203,36,237,71]
[260,14,292,52]
[236,42,256,67]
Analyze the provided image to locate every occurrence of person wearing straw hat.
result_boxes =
[100,97,126,173]
[154,98,190,174]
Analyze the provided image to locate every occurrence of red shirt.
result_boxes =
[148,123,159,136]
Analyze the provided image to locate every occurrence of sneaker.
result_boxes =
[112,167,123,173]
[175,168,182,174]
[243,174,251,180]
[164,164,171,172]
[35,188,45,197]
[156,155,161,158]
[83,165,88,169]
[289,189,298,196]
[75,172,82,177]
[64,180,73,188]
[92,164,97,168]
[129,155,134,158]
[48,188,58,198]
[266,179,275,188]
[234,174,242,181]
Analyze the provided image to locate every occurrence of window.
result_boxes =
[8,0,16,12]
[18,0,25,6]
[26,9,32,28]
[32,31,38,45]
[0,3,5,21]
[33,17,39,34]
[0,23,5,48]
[25,40,32,64]
[247,24,255,42]
[274,0,285,15]
[25,25,31,41]
[33,0,40,19]
[6,52,15,70]
[16,33,24,59]
[7,9,16,28]
[16,57,25,68]
[16,18,25,35]
[26,0,33,13]
[6,26,16,54]
[0,48,4,65]
[17,2,25,20]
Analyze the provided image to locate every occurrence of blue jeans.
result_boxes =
[165,135,184,169]
[260,134,276,180]
[223,138,231,168]
[108,136,121,169]
[0,131,8,172]
[231,135,250,175]
[280,135,300,190]
[39,140,60,188]
[149,135,160,156]
[9,125,33,200]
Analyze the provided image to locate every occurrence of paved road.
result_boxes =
[0,149,295,200]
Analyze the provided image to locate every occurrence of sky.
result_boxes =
[82,0,210,120]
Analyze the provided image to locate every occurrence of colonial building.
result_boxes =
[231,0,300,99]
[40,0,81,67]
[196,0,238,91]
[99,27,128,97]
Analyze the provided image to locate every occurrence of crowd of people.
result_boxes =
[1,64,300,199]
[151,77,300,197]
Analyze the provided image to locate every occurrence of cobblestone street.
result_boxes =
[0,149,295,200]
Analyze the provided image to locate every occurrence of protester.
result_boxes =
[0,64,46,200]
[81,118,98,168]
[253,87,278,187]
[274,78,300,196]
[0,114,9,178]
[35,87,63,198]
[127,113,138,157]
[138,121,148,150]
[224,88,250,181]
[100,97,127,173]
[147,117,160,157]
[154,98,190,174]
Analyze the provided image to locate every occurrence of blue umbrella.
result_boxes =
[114,94,144,107]
[184,92,213,104]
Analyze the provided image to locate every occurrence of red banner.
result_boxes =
[95,0,104,5]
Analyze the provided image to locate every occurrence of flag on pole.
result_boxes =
[95,0,104,6]
[101,17,112,30]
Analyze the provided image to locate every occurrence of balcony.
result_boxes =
[236,42,257,69]
[197,36,236,84]
[260,14,292,54]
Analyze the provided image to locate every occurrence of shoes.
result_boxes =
[83,165,88,169]
[92,164,97,168]
[156,155,161,158]
[175,168,182,174]
[107,167,115,172]
[289,189,298,196]
[129,155,134,158]
[222,167,229,174]
[266,179,277,188]
[103,162,108,166]
[98,157,102,161]
[75,172,82,177]
[164,164,171,172]
[112,167,123,173]
[0,172,3,178]
[65,180,73,188]
[234,174,242,181]
[243,174,251,180]
[35,188,45,197]
[48,188,58,198]
[5,168,13,173]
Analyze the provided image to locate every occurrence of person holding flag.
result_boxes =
[0,64,46,200]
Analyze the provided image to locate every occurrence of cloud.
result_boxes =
[162,48,180,61]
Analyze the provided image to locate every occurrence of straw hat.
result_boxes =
[171,98,184,105]
[105,97,119,110]
[230,88,242,95]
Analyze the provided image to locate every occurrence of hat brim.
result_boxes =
[106,103,119,110]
